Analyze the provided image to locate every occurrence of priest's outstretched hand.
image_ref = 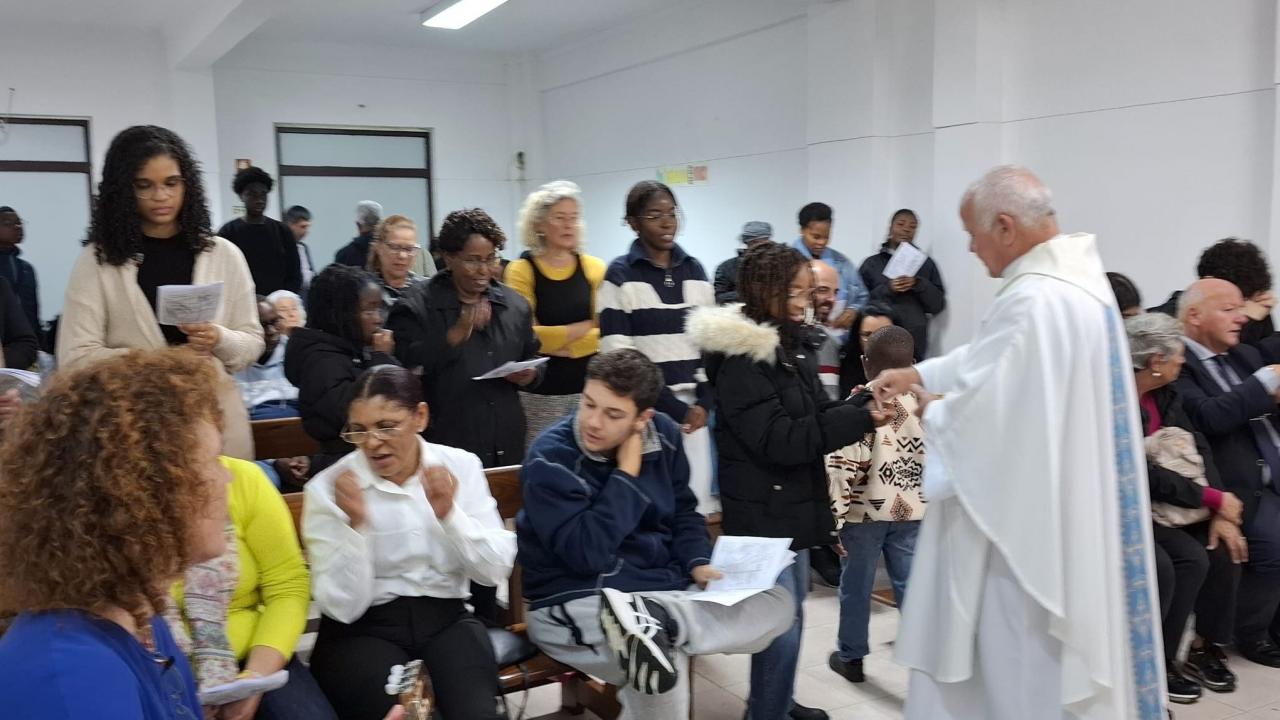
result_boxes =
[872,367,922,406]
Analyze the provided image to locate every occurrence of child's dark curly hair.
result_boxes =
[1197,238,1272,298]
[88,125,213,266]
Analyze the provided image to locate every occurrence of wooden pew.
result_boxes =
[251,417,320,461]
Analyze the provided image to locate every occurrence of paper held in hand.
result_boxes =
[199,669,289,706]
[691,535,796,606]
[156,282,224,325]
[881,242,927,279]
[471,356,549,381]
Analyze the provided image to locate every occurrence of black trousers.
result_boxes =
[1152,522,1239,659]
[1237,490,1280,643]
[309,596,503,720]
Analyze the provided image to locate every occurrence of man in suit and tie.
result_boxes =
[1177,277,1280,668]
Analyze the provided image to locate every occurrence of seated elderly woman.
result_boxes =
[303,364,515,720]
[0,349,229,719]
[167,456,335,720]
[1126,312,1246,705]
[268,289,306,337]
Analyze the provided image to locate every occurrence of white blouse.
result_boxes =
[302,438,516,624]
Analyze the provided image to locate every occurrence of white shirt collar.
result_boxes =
[1180,336,1218,362]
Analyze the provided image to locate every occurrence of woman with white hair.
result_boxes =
[504,180,605,445]
[267,289,307,336]
[1126,312,1245,706]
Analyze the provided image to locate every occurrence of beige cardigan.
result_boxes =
[56,237,264,459]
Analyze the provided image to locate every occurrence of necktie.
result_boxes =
[1214,355,1280,486]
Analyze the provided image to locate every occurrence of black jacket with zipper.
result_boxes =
[858,244,945,359]
[688,305,878,550]
[387,272,541,468]
[283,326,400,471]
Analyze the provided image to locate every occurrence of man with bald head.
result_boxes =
[1177,277,1280,668]
[875,166,1165,719]
[811,260,844,401]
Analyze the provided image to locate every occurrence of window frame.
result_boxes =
[274,124,435,247]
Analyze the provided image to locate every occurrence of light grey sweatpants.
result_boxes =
[527,585,793,719]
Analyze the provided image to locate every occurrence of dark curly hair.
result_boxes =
[739,242,811,348]
[586,349,665,412]
[0,348,223,627]
[437,208,506,254]
[624,181,677,219]
[88,125,213,266]
[307,263,379,348]
[798,202,832,228]
[232,166,273,195]
[1197,238,1272,298]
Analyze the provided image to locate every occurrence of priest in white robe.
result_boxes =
[874,166,1166,719]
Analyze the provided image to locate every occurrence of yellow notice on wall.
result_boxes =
[657,164,709,186]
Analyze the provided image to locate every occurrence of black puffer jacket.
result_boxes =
[688,305,878,550]
[283,327,400,468]
[387,272,541,468]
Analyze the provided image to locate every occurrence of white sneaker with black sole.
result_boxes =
[599,588,678,695]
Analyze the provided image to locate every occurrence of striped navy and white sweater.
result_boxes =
[598,239,715,420]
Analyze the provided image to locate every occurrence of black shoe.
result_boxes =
[1166,663,1202,705]
[1238,637,1280,668]
[810,547,842,588]
[789,702,829,720]
[599,588,678,694]
[828,651,865,683]
[1184,646,1236,692]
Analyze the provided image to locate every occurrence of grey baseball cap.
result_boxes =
[740,221,773,243]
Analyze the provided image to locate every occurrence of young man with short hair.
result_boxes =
[518,349,793,716]
[791,202,868,328]
[284,205,316,293]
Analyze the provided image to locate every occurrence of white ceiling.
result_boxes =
[247,0,689,54]
[0,0,204,29]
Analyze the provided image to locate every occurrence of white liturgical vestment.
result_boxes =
[895,234,1166,720]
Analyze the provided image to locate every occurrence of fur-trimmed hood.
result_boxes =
[685,304,780,365]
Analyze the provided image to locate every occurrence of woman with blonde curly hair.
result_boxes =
[504,181,605,444]
[366,214,434,309]
[0,348,230,719]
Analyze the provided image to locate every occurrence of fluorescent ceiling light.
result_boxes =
[421,0,510,30]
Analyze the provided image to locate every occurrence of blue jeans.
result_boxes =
[836,521,919,661]
[748,548,807,720]
[249,401,300,421]
[256,657,338,720]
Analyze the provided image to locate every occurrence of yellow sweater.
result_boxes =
[172,458,310,661]
[504,254,606,358]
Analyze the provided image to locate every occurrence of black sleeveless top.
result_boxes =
[527,253,594,395]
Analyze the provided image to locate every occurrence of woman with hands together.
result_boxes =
[303,365,515,720]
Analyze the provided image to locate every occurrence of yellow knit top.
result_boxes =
[172,458,310,661]
[504,254,606,358]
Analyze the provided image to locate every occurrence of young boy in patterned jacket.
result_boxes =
[825,325,927,684]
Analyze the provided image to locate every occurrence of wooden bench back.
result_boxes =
[251,418,321,461]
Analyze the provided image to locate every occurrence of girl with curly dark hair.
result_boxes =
[686,242,886,720]
[386,207,541,470]
[55,126,263,459]
[284,263,400,481]
[0,348,229,719]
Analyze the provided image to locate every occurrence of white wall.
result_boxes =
[212,38,519,262]
[534,0,812,271]
[0,21,226,318]
[535,0,1280,354]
